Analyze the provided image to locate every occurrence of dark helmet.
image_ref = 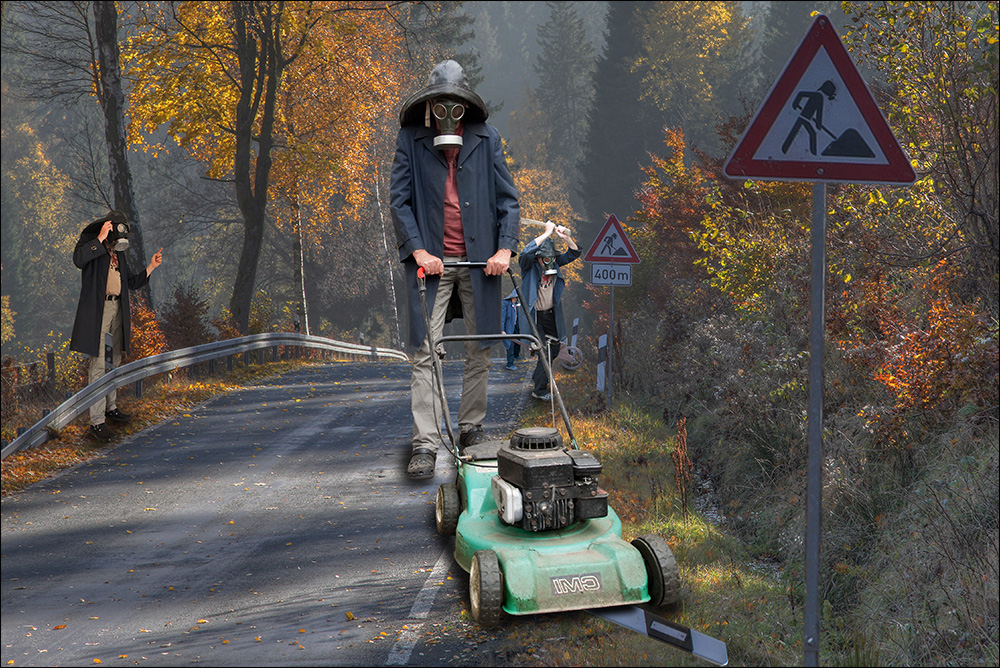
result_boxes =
[399,60,488,127]
[537,238,558,258]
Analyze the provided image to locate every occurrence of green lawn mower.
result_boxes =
[417,264,727,664]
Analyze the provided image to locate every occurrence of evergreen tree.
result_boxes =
[757,1,846,98]
[533,1,595,188]
[401,1,482,89]
[577,1,660,242]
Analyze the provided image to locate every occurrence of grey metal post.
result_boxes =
[105,332,114,372]
[804,182,826,666]
[608,286,614,409]
[47,352,56,393]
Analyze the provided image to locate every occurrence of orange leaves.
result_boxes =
[124,292,167,362]
[847,259,999,440]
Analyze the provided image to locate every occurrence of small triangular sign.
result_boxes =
[584,214,640,263]
[724,15,915,184]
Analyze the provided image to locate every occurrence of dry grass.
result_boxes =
[481,366,803,667]
[491,362,998,668]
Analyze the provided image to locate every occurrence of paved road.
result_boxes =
[2,359,533,666]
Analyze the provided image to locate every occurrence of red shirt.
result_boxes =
[442,125,466,256]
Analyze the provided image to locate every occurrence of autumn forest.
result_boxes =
[1,2,998,665]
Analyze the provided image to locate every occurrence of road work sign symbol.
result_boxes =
[724,14,915,184]
[584,214,640,264]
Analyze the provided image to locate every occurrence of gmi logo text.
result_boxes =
[550,572,602,595]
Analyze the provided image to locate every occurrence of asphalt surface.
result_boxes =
[1,358,536,666]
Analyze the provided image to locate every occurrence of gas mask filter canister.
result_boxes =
[109,222,130,252]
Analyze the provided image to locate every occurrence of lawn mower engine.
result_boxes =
[491,427,608,532]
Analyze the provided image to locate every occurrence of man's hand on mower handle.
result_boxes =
[412,249,444,276]
[485,248,512,276]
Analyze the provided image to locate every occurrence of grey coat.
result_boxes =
[390,121,520,349]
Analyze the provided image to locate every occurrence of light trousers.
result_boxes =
[411,259,491,454]
[88,298,122,425]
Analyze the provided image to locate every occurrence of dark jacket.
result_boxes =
[390,121,520,349]
[501,290,520,353]
[518,238,581,343]
[69,223,150,358]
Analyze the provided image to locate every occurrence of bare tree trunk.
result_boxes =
[373,156,401,349]
[229,3,281,334]
[293,196,310,335]
[93,0,150,303]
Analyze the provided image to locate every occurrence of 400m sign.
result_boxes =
[591,263,632,286]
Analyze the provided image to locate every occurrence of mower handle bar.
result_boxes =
[414,263,578,450]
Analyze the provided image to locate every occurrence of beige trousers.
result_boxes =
[88,298,123,425]
[411,259,491,454]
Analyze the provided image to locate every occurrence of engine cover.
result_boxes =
[493,428,608,532]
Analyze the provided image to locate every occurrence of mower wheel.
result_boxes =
[435,483,460,536]
[632,534,681,607]
[470,550,503,626]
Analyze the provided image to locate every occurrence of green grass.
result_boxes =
[487,364,998,667]
[484,367,818,667]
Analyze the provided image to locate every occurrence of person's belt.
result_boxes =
[106,294,121,301]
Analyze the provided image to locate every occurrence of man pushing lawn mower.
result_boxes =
[389,59,521,480]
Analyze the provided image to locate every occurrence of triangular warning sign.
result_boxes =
[724,15,915,184]
[584,214,640,264]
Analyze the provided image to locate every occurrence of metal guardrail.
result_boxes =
[1,333,409,460]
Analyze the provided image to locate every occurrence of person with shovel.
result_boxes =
[781,79,837,155]
[390,59,521,480]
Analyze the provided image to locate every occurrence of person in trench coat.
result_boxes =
[70,211,163,442]
[390,59,520,479]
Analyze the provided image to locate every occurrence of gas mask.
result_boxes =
[108,221,130,252]
[538,239,558,275]
[430,97,465,149]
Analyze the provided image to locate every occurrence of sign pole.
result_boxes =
[585,213,640,409]
[720,16,915,667]
[804,182,826,666]
[608,286,614,408]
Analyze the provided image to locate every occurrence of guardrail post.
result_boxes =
[105,332,114,372]
[47,352,56,394]
[134,378,143,398]
[227,354,233,372]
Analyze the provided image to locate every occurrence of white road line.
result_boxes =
[385,549,454,665]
